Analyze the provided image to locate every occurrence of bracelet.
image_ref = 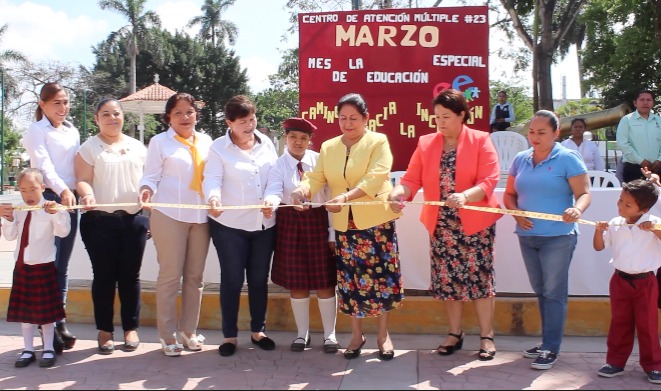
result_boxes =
[82,193,94,199]
[462,192,469,202]
[341,193,349,203]
[574,206,583,213]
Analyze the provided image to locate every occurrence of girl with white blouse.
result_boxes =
[75,98,149,354]
[139,93,213,357]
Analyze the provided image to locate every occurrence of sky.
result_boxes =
[0,0,580,99]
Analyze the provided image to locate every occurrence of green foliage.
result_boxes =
[555,98,603,118]
[187,0,238,46]
[582,0,661,108]
[91,28,249,140]
[253,88,299,140]
[489,81,533,126]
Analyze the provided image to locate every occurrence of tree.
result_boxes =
[498,0,588,111]
[98,0,162,95]
[187,0,239,46]
[91,28,250,140]
[0,24,29,103]
[582,0,661,109]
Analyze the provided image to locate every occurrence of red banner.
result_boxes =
[298,6,489,171]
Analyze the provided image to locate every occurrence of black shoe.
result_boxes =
[343,335,366,360]
[323,338,340,354]
[97,332,115,355]
[478,336,496,361]
[437,331,464,356]
[14,351,36,368]
[290,336,310,352]
[39,350,56,368]
[56,322,76,350]
[251,336,276,351]
[218,342,237,357]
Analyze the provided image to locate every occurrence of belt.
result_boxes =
[86,210,136,218]
[615,270,653,280]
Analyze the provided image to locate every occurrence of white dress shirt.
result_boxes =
[2,201,71,265]
[264,149,334,241]
[203,130,278,231]
[489,102,516,124]
[601,213,661,273]
[139,127,213,224]
[21,117,80,195]
[561,138,605,171]
[77,134,147,214]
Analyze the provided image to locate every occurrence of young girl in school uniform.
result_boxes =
[1,169,71,368]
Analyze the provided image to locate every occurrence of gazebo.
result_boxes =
[119,74,176,143]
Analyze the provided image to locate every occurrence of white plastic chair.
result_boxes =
[587,170,621,188]
[390,171,406,186]
[490,131,529,188]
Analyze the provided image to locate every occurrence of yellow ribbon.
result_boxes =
[174,134,205,198]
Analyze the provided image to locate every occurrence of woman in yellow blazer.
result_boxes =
[291,93,403,361]
[388,89,502,361]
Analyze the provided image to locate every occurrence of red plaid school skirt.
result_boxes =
[7,261,65,325]
[271,206,336,290]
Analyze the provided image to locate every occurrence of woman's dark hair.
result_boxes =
[533,110,560,130]
[622,179,659,211]
[35,82,67,121]
[337,93,368,117]
[95,98,121,114]
[224,95,256,121]
[161,92,198,125]
[432,89,470,123]
[570,118,587,128]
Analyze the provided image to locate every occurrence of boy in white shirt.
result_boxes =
[1,168,71,368]
[593,178,661,383]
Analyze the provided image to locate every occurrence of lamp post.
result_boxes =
[0,68,5,195]
[352,0,361,10]
[83,89,87,141]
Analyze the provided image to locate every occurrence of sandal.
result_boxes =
[178,331,205,351]
[159,338,183,357]
[290,336,310,352]
[478,336,496,361]
[437,331,464,356]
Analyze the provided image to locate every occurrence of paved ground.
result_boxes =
[0,320,656,390]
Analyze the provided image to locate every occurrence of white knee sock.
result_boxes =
[317,295,338,342]
[41,323,55,355]
[290,297,310,340]
[21,323,35,355]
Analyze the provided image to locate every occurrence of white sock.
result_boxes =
[317,295,338,342]
[21,323,35,356]
[290,297,310,340]
[41,323,55,354]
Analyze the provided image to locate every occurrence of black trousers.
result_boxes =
[79,212,149,332]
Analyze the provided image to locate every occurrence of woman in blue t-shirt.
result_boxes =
[503,110,591,371]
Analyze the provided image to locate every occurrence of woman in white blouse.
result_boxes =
[138,93,213,357]
[561,118,605,171]
[203,95,278,357]
[262,117,339,354]
[75,98,149,354]
[21,82,80,351]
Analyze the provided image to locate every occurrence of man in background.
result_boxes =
[490,90,515,132]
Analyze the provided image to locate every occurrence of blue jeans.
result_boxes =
[209,220,275,338]
[44,189,79,319]
[518,234,577,353]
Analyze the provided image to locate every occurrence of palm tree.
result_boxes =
[98,0,161,94]
[187,0,238,46]
[0,24,28,106]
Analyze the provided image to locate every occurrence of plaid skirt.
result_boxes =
[7,261,65,325]
[271,206,336,290]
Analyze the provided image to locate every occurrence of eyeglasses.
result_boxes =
[172,110,196,117]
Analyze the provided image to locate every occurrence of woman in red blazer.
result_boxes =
[388,89,502,361]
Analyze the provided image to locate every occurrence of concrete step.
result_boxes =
[0,280,615,336]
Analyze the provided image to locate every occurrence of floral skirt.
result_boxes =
[336,220,403,318]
